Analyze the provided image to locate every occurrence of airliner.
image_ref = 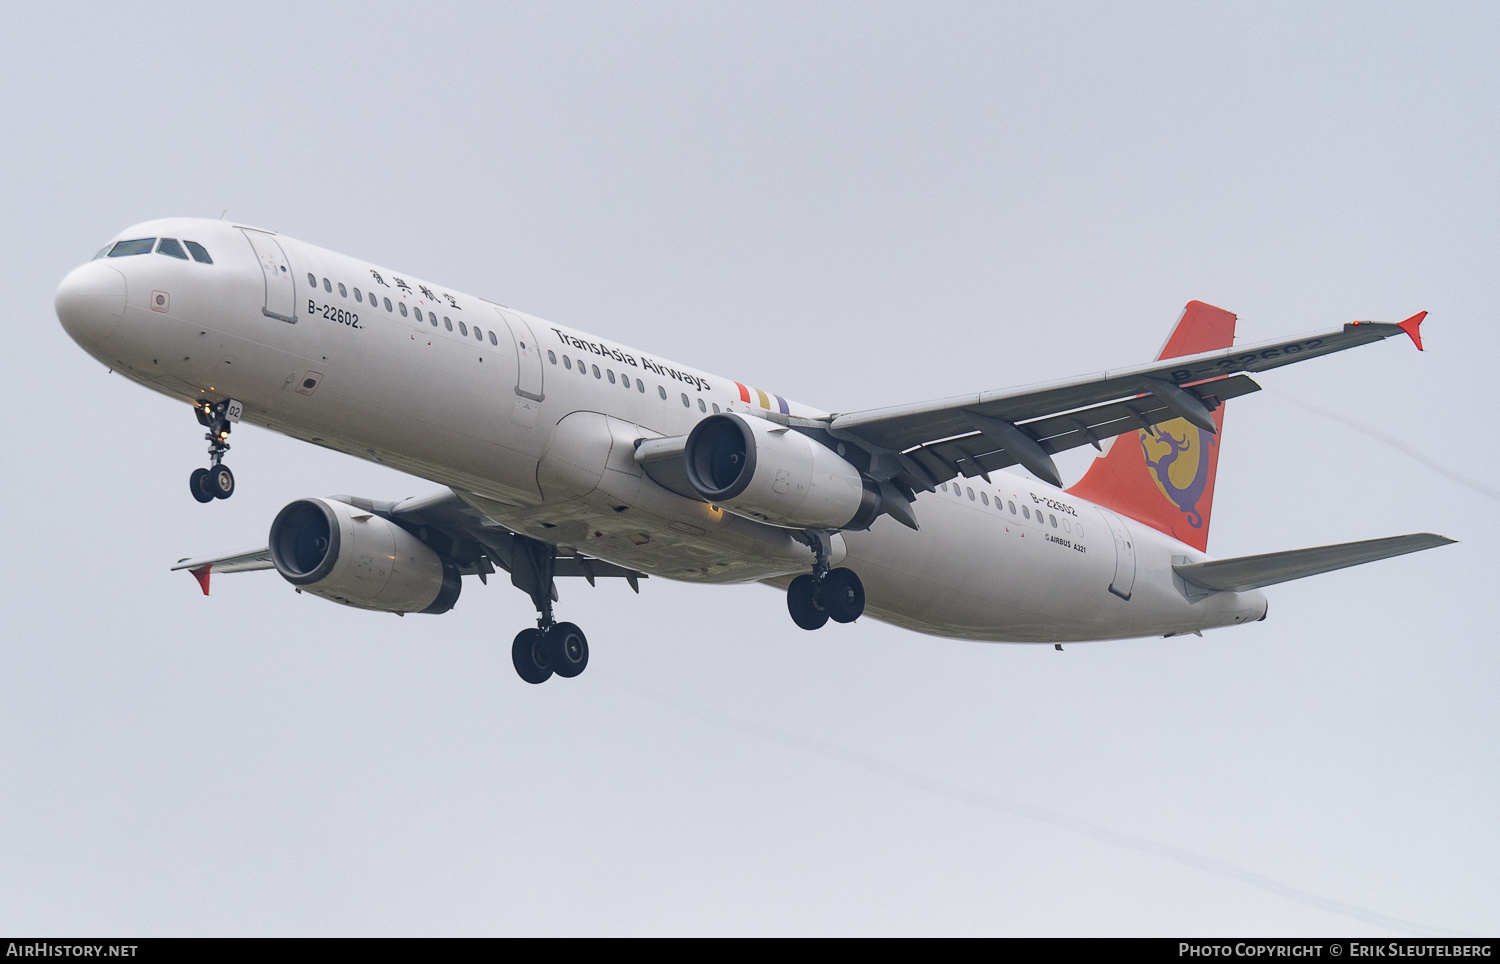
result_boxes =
[55,218,1453,683]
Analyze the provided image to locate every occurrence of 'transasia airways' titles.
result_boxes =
[551,328,711,392]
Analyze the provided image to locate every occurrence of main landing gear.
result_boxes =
[786,530,865,630]
[508,535,590,685]
[189,399,237,503]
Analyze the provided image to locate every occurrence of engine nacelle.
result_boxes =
[268,497,461,614]
[683,413,880,530]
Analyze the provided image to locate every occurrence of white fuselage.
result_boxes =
[57,218,1268,642]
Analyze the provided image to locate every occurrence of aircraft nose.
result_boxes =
[55,261,126,350]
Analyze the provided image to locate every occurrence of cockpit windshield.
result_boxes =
[156,238,189,260]
[107,238,155,258]
[183,240,213,264]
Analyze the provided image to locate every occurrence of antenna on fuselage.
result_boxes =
[219,209,227,220]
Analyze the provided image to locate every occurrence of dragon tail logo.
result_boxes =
[1140,418,1215,528]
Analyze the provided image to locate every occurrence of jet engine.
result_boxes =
[268,497,461,614]
[682,413,881,530]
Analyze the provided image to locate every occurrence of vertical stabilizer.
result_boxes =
[1065,301,1237,552]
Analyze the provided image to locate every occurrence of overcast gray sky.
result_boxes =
[2,1,1496,936]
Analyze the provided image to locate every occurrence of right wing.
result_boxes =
[820,314,1426,492]
[1173,533,1455,594]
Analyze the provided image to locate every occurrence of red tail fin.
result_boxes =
[1065,301,1236,552]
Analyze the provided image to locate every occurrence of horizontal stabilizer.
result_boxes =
[1173,533,1455,593]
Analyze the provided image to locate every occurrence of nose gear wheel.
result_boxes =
[189,399,238,502]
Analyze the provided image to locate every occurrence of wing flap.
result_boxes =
[1173,533,1455,593]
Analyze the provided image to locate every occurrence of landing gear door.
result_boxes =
[494,307,545,402]
[241,229,296,323]
[1096,506,1137,600]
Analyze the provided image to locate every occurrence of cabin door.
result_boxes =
[240,229,296,323]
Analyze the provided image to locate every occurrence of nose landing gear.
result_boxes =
[507,535,591,684]
[786,529,865,630]
[190,399,239,502]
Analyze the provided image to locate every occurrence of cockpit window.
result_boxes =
[92,246,111,260]
[183,240,213,264]
[107,238,155,258]
[156,238,189,260]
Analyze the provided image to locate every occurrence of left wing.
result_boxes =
[815,315,1424,493]
[389,490,646,591]
[173,491,646,594]
[171,547,273,594]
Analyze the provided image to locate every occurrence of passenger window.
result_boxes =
[578,364,587,376]
[981,492,989,505]
[108,239,155,257]
[593,365,601,379]
[563,356,571,370]
[1050,514,1058,527]
[431,314,438,327]
[638,381,646,393]
[658,386,667,400]
[384,297,393,311]
[184,240,213,264]
[489,331,497,346]
[338,282,347,297]
[1076,524,1084,538]
[1022,506,1030,519]
[1008,501,1016,514]
[444,317,452,331]
[399,303,408,317]
[548,351,557,364]
[459,322,468,336]
[940,483,947,492]
[1063,519,1071,532]
[353,287,362,302]
[156,238,189,259]
[607,370,616,384]
[712,403,720,413]
[307,273,317,286]
[966,487,973,500]
[323,278,332,292]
